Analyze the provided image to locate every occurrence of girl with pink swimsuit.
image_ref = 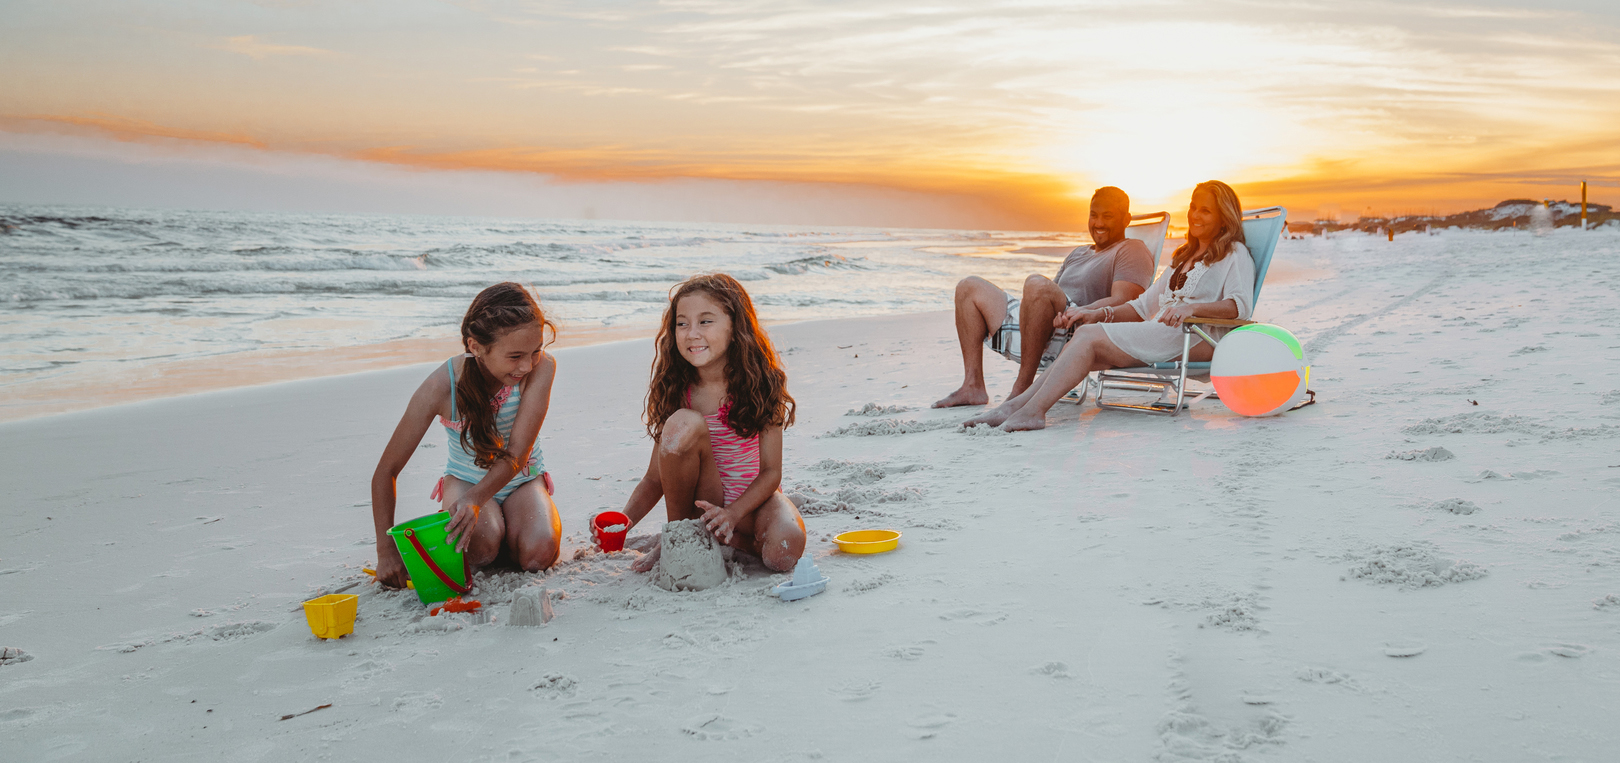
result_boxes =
[620,274,806,573]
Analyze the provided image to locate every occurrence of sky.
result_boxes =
[2,0,1618,229]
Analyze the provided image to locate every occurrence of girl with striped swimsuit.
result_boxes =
[622,274,807,573]
[369,283,563,590]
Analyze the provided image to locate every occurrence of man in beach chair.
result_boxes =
[933,187,1156,408]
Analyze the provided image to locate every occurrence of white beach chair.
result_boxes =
[1052,212,1170,404]
[1085,206,1291,415]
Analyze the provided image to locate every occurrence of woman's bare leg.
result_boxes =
[499,479,561,572]
[962,340,1075,428]
[437,476,506,568]
[1001,325,1142,432]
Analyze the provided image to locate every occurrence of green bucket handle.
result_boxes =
[401,527,471,595]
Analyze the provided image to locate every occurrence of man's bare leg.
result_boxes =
[1011,274,1069,398]
[933,276,1007,408]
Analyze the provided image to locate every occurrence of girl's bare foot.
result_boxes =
[962,402,1015,428]
[629,535,662,572]
[999,410,1047,432]
[932,385,988,408]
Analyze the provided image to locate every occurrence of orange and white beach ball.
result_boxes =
[1210,324,1310,417]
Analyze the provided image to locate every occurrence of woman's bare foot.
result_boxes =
[932,384,988,408]
[962,402,1016,428]
[999,409,1047,432]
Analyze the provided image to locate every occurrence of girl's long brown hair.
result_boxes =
[457,282,556,470]
[645,273,795,441]
[1169,180,1247,273]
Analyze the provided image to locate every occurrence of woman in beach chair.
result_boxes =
[619,273,807,573]
[369,282,562,589]
[964,180,1255,432]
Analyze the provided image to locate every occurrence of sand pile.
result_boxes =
[651,519,727,592]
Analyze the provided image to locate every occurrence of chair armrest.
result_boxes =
[1183,317,1254,327]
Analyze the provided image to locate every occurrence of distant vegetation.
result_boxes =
[1286,199,1617,235]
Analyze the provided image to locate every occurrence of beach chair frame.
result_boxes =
[1053,211,1170,405]
[1086,206,1289,416]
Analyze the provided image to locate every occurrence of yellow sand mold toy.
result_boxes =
[303,594,358,639]
[833,529,901,554]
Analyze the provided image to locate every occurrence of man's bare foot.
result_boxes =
[1000,410,1047,432]
[962,402,1015,428]
[932,385,989,408]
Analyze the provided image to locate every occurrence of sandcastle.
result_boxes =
[507,588,553,626]
[652,519,727,592]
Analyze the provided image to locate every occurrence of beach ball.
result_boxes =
[1210,324,1310,417]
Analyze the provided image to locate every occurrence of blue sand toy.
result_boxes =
[773,555,829,601]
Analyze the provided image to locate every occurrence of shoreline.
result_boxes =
[0,310,963,424]
[0,321,661,424]
[0,253,1337,425]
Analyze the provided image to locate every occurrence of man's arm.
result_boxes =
[1078,280,1146,310]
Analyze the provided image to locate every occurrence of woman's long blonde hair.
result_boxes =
[1169,180,1246,272]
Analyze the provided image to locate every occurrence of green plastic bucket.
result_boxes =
[386,512,470,605]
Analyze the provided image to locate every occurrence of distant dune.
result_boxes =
[1291,199,1616,235]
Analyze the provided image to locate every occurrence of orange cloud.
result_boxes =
[2,112,1086,229]
[2,114,267,150]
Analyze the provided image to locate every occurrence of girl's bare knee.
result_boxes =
[659,410,706,455]
[517,537,559,572]
[761,526,806,572]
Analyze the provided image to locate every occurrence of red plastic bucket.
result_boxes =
[593,511,630,552]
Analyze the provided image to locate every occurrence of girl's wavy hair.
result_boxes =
[457,282,556,470]
[645,273,795,441]
[1169,180,1247,272]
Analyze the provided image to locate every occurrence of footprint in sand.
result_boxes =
[938,608,1007,626]
[1295,667,1360,690]
[531,673,578,698]
[907,712,955,740]
[0,647,34,666]
[1428,498,1481,515]
[1032,661,1071,679]
[1382,642,1427,658]
[884,644,926,661]
[1529,643,1591,659]
[681,714,761,740]
[846,573,895,594]
[829,679,881,701]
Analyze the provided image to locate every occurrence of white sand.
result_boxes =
[2,229,1619,759]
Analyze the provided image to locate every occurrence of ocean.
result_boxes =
[0,204,1088,412]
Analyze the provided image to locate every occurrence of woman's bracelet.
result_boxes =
[1102,306,1114,323]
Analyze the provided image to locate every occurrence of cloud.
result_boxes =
[208,35,335,60]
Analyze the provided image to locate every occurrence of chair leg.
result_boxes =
[1172,330,1190,415]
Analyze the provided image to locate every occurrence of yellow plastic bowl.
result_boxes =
[834,529,901,554]
[303,593,358,639]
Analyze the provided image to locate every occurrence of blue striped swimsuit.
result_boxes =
[437,356,544,502]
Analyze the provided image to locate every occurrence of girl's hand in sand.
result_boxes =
[374,544,410,589]
[1157,304,1198,328]
[698,500,741,544]
[444,498,483,553]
